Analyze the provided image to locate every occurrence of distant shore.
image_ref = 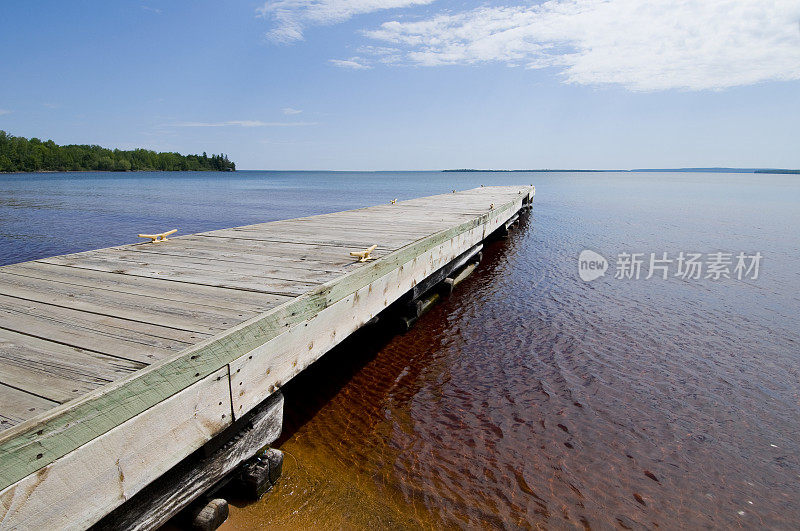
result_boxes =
[1,130,235,173]
[0,169,235,174]
[443,168,799,174]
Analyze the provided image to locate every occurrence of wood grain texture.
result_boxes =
[0,384,59,431]
[0,294,204,362]
[38,254,325,296]
[0,328,145,404]
[0,271,256,333]
[2,261,291,312]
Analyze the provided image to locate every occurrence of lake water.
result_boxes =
[1,171,799,528]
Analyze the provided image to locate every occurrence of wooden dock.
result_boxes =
[0,185,533,529]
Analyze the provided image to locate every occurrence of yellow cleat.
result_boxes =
[350,244,378,262]
[137,229,177,243]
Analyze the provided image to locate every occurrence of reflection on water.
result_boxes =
[1,171,798,528]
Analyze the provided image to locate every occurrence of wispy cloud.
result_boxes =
[329,57,372,70]
[256,0,435,43]
[364,0,800,91]
[282,107,303,115]
[169,120,318,127]
[259,138,323,145]
[0,109,10,116]
[141,5,162,15]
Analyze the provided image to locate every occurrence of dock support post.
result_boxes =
[441,250,482,295]
[405,243,483,302]
[234,448,284,500]
[497,213,520,238]
[181,498,229,531]
[399,242,484,330]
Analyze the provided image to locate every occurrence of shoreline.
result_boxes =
[0,169,235,174]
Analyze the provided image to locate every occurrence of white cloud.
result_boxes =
[364,0,800,91]
[282,107,303,115]
[170,120,317,127]
[0,109,10,116]
[141,5,162,14]
[257,0,435,43]
[329,57,372,69]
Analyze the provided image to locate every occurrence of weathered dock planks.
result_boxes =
[0,185,533,529]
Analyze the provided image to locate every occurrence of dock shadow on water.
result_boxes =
[222,207,800,529]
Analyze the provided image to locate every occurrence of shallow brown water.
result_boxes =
[221,175,800,529]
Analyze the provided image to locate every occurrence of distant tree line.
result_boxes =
[0,131,235,172]
[754,169,800,174]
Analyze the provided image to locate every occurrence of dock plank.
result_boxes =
[103,247,347,281]
[0,384,59,430]
[0,271,255,333]
[124,237,378,271]
[38,255,324,296]
[2,261,292,312]
[0,328,144,403]
[195,231,397,251]
[0,294,202,362]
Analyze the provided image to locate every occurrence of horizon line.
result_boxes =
[233,167,799,174]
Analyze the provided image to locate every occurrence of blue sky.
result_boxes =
[1,0,798,170]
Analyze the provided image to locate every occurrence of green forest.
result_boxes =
[0,131,235,172]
